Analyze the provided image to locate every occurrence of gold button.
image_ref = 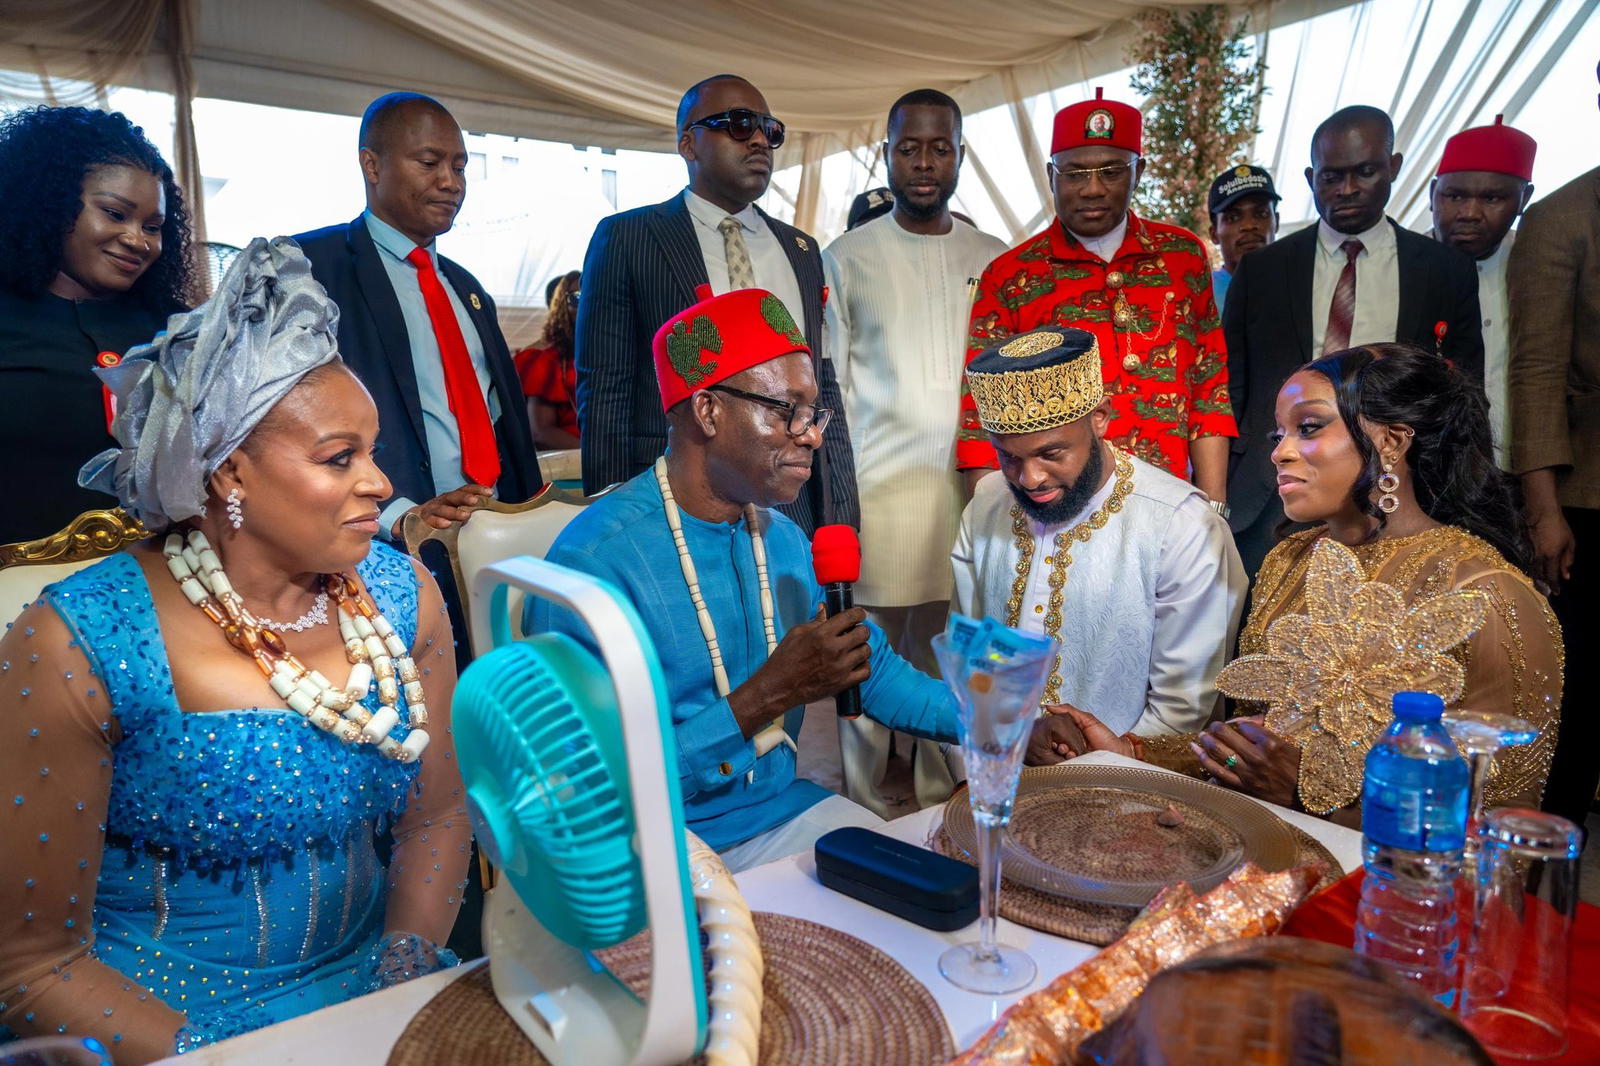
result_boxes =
[1033,604,1043,614]
[1113,307,1133,327]
[719,761,733,775]
[1106,271,1125,288]
[1044,555,1054,565]
[1123,353,1140,371]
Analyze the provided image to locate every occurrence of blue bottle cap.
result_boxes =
[1392,691,1444,721]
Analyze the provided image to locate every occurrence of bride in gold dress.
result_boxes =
[1064,344,1562,824]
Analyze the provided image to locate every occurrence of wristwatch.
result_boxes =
[1208,499,1231,520]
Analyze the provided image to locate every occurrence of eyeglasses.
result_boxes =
[685,108,787,149]
[1049,161,1136,187]
[708,384,831,437]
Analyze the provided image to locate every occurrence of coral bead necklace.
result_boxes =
[163,530,430,762]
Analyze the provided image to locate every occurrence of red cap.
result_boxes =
[652,285,811,411]
[1051,87,1142,156]
[811,524,861,585]
[1436,115,1536,181]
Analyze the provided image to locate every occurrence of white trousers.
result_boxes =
[717,794,885,873]
[838,601,960,818]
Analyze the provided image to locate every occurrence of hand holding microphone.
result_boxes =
[811,524,864,720]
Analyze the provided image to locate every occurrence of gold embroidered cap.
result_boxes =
[966,326,1104,435]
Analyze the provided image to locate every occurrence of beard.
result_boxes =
[1007,441,1106,525]
[888,173,955,223]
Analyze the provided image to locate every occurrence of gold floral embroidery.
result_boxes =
[1217,538,1489,814]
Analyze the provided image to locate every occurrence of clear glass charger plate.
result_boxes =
[943,763,1301,905]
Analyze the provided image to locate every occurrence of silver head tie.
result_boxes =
[78,236,341,530]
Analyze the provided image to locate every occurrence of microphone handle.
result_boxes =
[824,581,863,719]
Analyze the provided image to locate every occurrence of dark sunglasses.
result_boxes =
[708,384,830,437]
[685,108,786,149]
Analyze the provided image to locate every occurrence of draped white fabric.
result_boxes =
[2,0,1594,245]
[0,0,1356,240]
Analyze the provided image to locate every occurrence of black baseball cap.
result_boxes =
[847,187,894,230]
[1208,165,1280,217]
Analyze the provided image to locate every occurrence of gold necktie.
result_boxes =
[718,216,757,289]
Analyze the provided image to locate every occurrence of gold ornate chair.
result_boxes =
[402,482,611,661]
[0,507,153,624]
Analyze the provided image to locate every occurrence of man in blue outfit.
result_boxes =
[536,285,1077,870]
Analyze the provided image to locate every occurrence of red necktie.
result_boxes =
[405,247,500,487]
[1322,238,1364,355]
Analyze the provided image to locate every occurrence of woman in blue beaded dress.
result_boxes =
[0,238,470,1063]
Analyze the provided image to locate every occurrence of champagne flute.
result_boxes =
[930,632,1057,995]
[1442,710,1538,872]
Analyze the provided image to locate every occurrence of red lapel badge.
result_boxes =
[95,350,121,432]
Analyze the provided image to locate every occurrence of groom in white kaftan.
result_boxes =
[952,327,1247,737]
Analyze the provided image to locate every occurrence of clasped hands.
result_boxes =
[1026,705,1302,807]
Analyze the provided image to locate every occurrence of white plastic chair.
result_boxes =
[403,482,611,658]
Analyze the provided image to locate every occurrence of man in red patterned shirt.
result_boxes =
[956,89,1235,514]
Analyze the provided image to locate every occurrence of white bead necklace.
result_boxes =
[655,457,795,769]
[164,530,430,762]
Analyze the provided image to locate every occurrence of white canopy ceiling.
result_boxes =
[3,0,1357,152]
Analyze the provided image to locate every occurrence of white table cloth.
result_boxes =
[155,752,1363,1064]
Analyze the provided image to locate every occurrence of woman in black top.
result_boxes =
[0,106,193,544]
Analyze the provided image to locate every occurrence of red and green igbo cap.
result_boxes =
[652,285,811,411]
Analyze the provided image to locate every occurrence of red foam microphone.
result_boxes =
[811,524,863,719]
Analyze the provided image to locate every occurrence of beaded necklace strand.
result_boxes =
[164,530,430,762]
[655,458,795,767]
[1004,447,1136,705]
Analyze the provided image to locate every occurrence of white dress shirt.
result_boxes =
[824,214,1008,606]
[683,188,807,341]
[951,452,1247,736]
[1476,230,1515,467]
[1310,216,1400,354]
[1069,214,1129,262]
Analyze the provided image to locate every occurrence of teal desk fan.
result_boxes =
[454,556,708,1066]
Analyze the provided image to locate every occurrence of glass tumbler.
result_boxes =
[1458,808,1581,1060]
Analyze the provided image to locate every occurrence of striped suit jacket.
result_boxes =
[573,193,859,534]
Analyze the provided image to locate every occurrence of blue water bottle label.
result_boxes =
[1363,778,1466,851]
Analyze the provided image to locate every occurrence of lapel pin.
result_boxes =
[796,236,809,252]
[469,293,482,311]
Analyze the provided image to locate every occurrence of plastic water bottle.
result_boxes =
[1353,690,1469,1004]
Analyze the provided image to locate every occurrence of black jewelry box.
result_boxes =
[814,826,979,932]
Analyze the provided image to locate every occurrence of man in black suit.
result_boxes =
[575,74,858,533]
[295,94,539,962]
[1223,105,1482,576]
[294,92,542,544]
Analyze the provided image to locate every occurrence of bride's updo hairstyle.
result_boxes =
[1303,343,1531,572]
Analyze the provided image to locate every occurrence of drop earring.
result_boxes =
[1377,456,1400,515]
[226,487,244,530]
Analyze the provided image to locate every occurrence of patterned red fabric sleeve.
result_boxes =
[955,260,1016,470]
[1181,262,1236,440]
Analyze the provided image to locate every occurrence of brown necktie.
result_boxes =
[1322,239,1364,355]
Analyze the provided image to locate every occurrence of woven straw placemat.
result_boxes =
[387,912,955,1066]
[930,819,1344,947]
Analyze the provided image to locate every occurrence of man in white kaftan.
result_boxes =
[824,88,1008,814]
[951,327,1247,737]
